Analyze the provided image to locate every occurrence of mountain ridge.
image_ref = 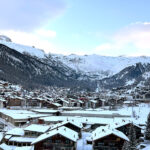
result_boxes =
[0,36,150,91]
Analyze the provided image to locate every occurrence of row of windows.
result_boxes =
[7,141,31,147]
[97,142,116,146]
[43,139,71,145]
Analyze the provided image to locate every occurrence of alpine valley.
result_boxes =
[0,35,150,91]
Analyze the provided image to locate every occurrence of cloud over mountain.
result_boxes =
[95,22,150,56]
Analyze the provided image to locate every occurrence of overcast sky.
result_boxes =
[0,0,150,56]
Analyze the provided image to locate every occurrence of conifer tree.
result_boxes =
[128,124,137,150]
[145,112,150,140]
[122,141,129,150]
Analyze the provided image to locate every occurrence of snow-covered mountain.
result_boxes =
[0,37,96,90]
[0,35,45,58]
[98,63,150,89]
[1,35,150,90]
[1,35,150,80]
[51,54,150,80]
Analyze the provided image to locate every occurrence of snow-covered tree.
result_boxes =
[145,112,150,140]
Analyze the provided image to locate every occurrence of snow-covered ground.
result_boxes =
[77,132,92,150]
[117,103,150,125]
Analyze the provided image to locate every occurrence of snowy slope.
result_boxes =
[52,54,150,79]
[1,35,150,80]
[0,36,45,58]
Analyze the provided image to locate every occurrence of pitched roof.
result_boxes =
[24,124,50,133]
[32,126,78,145]
[6,128,24,136]
[92,126,129,141]
[110,120,142,129]
[48,120,83,131]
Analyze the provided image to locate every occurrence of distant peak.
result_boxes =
[0,35,12,42]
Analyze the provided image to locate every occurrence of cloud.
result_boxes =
[0,29,56,53]
[95,22,150,56]
[0,0,67,31]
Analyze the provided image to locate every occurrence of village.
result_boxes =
[0,80,149,150]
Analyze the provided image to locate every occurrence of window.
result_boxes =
[55,140,61,143]
[98,142,104,146]
[65,140,70,144]
[109,143,115,146]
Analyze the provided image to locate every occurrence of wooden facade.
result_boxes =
[116,123,142,139]
[34,134,76,150]
[93,134,126,150]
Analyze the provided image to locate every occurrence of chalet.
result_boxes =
[56,98,69,107]
[24,124,51,137]
[26,97,43,108]
[4,128,36,147]
[0,109,48,126]
[0,97,6,108]
[89,100,98,109]
[98,99,106,107]
[46,102,62,109]
[92,126,129,150]
[111,120,142,139]
[32,126,78,150]
[6,96,24,107]
[48,120,83,138]
[123,100,135,107]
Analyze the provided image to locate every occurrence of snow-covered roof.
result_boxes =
[123,101,134,104]
[92,126,129,141]
[0,133,4,142]
[90,100,97,103]
[57,98,69,103]
[6,128,24,136]
[110,120,142,129]
[15,146,33,150]
[32,126,78,145]
[52,103,62,107]
[31,109,59,114]
[49,120,83,131]
[0,143,12,150]
[0,109,48,120]
[9,137,36,143]
[0,97,6,102]
[40,116,131,125]
[24,124,50,133]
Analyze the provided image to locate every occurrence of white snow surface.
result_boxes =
[0,143,12,150]
[1,38,150,79]
[52,54,150,79]
[6,128,24,136]
[77,132,92,150]
[24,124,50,133]
[0,40,45,58]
